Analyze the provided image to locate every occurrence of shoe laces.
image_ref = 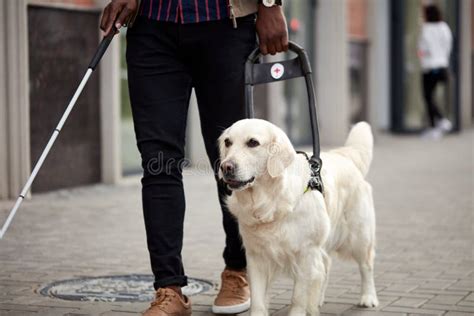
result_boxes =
[150,288,177,308]
[221,270,247,294]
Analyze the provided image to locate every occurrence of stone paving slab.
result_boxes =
[0,130,473,316]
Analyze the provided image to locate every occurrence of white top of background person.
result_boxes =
[418,4,453,71]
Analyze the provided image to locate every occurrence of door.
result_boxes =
[390,0,460,132]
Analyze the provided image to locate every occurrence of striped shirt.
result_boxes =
[139,0,230,23]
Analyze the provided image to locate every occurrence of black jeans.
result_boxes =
[126,16,256,289]
[422,68,448,127]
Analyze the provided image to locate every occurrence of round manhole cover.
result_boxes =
[39,274,213,302]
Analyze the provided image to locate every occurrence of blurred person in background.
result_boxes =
[100,0,288,315]
[418,4,453,139]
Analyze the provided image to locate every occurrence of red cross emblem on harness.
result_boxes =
[270,63,285,79]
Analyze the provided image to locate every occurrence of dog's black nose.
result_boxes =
[221,161,235,176]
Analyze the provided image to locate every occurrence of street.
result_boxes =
[0,130,473,316]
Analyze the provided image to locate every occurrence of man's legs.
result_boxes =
[184,16,257,269]
[126,18,192,290]
[181,16,256,314]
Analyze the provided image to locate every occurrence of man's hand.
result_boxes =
[256,4,288,55]
[100,0,138,36]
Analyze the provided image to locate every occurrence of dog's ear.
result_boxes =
[267,129,296,178]
[217,130,230,180]
[217,132,226,159]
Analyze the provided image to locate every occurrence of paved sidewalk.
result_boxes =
[0,130,473,316]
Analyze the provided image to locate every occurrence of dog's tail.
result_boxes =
[344,122,373,177]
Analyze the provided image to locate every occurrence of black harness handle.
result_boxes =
[244,42,323,192]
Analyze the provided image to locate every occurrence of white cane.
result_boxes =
[0,29,117,239]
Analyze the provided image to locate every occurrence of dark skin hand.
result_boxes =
[256,4,289,55]
[100,0,138,36]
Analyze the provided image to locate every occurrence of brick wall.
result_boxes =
[347,0,368,40]
[30,0,96,7]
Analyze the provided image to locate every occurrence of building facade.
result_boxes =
[0,0,472,200]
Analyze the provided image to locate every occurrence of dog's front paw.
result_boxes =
[318,295,325,307]
[308,305,321,316]
[359,294,379,308]
[249,308,268,316]
[288,306,307,316]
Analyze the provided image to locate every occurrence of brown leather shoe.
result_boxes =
[143,288,192,316]
[212,268,250,314]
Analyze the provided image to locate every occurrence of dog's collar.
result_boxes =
[296,151,324,194]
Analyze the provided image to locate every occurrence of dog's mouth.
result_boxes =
[224,177,255,190]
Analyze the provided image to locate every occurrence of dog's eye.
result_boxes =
[224,138,232,148]
[247,138,260,148]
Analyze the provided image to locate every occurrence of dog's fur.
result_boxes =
[218,119,378,316]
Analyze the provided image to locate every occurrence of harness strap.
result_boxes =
[296,151,324,194]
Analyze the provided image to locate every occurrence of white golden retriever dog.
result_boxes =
[218,119,378,316]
